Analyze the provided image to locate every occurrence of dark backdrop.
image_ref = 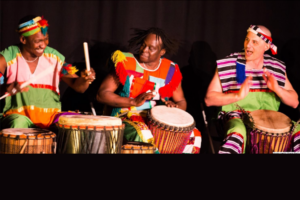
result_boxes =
[1,0,300,153]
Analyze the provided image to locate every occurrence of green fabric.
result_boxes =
[122,52,134,58]
[122,121,143,143]
[43,46,65,63]
[221,92,281,113]
[111,75,131,116]
[0,113,36,130]
[225,118,247,153]
[0,45,65,65]
[0,45,20,63]
[3,86,61,114]
[135,62,144,73]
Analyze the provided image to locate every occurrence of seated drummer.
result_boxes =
[96,27,201,154]
[205,25,300,154]
[0,15,95,130]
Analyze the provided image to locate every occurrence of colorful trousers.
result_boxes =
[121,112,201,154]
[0,112,80,132]
[218,111,300,154]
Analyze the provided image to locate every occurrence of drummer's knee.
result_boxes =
[2,114,34,129]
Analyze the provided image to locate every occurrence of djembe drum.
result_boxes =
[121,142,156,154]
[0,128,56,154]
[148,105,195,154]
[57,115,125,154]
[244,110,295,154]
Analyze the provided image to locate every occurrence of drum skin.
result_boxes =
[246,110,293,154]
[0,128,56,154]
[148,106,195,154]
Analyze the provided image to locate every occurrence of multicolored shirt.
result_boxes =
[217,51,286,112]
[0,45,76,128]
[111,50,182,116]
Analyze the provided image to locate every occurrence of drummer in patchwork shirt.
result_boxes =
[96,27,201,154]
[0,15,96,130]
[205,25,300,154]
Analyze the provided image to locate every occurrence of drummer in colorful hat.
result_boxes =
[205,25,300,153]
[0,15,95,130]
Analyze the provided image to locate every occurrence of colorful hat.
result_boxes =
[18,16,49,37]
[247,25,277,55]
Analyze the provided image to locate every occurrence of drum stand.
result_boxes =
[201,103,215,154]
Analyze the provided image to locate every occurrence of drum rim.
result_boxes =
[147,111,195,132]
[248,110,292,134]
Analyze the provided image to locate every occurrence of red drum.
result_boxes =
[148,106,195,154]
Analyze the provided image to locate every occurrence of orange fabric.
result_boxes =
[123,57,137,71]
[129,77,155,98]
[4,106,60,128]
[143,59,172,80]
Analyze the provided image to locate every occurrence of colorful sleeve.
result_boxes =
[0,72,4,84]
[60,62,79,77]
[111,50,128,85]
[158,63,182,99]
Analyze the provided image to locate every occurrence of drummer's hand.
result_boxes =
[7,82,29,96]
[262,67,279,93]
[161,98,179,108]
[237,76,252,100]
[131,90,155,107]
[81,68,96,84]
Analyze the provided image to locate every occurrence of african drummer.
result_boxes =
[205,25,300,154]
[0,15,96,130]
[96,27,201,154]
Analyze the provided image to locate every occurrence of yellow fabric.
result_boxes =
[111,50,127,67]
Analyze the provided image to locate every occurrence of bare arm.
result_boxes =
[165,82,187,110]
[96,72,154,108]
[61,68,95,93]
[263,70,299,108]
[205,69,252,107]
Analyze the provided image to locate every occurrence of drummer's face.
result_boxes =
[139,33,166,63]
[20,32,49,57]
[244,32,269,61]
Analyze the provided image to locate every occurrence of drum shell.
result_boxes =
[121,142,156,154]
[244,110,293,154]
[0,130,56,154]
[148,122,193,154]
[56,124,125,154]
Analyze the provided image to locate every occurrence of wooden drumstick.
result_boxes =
[0,66,54,100]
[83,42,91,72]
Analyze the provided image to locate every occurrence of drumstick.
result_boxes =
[201,103,215,154]
[90,102,96,116]
[83,42,91,72]
[0,66,54,100]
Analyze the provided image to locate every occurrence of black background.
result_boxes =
[1,0,300,153]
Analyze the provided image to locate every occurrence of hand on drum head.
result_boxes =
[131,90,155,107]
[7,82,29,96]
[262,67,279,92]
[81,68,96,84]
[160,98,178,108]
[237,76,252,100]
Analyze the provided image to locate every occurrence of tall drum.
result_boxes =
[244,110,294,154]
[0,128,56,154]
[148,105,195,154]
[57,115,124,154]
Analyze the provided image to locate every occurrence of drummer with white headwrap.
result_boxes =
[205,25,300,153]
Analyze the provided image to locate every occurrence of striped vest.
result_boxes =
[217,52,286,93]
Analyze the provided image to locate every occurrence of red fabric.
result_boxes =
[130,78,155,98]
[159,64,182,98]
[115,62,128,85]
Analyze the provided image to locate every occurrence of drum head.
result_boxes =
[150,105,194,127]
[251,110,292,133]
[1,128,54,138]
[58,115,122,126]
